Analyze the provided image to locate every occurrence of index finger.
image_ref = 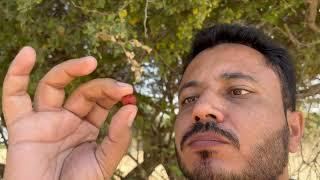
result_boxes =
[2,46,36,125]
[34,56,97,111]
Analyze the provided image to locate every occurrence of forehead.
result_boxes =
[181,43,279,86]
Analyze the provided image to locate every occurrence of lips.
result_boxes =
[185,132,230,151]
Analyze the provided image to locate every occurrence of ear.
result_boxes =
[287,111,304,153]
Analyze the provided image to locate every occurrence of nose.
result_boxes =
[192,94,225,124]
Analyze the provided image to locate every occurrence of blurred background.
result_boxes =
[0,0,319,179]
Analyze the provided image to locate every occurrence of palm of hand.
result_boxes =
[7,110,101,180]
[2,47,137,180]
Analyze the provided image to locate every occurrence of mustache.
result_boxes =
[180,121,240,151]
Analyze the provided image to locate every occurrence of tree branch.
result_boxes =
[283,24,303,47]
[0,127,7,149]
[122,157,159,179]
[306,0,320,33]
[0,114,7,148]
[0,163,4,178]
[297,83,320,99]
[273,25,320,47]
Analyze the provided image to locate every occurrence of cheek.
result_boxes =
[174,112,192,148]
[228,98,285,155]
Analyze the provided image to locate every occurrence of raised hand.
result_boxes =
[2,47,137,180]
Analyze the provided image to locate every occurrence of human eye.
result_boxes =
[181,96,199,105]
[229,88,252,97]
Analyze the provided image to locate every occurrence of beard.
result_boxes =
[175,122,289,180]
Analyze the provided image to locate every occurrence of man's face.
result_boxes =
[174,43,289,179]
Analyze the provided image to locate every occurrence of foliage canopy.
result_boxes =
[0,0,319,179]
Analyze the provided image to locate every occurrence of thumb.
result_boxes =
[95,104,137,179]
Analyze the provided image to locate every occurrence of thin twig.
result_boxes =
[127,153,140,165]
[127,153,148,178]
[144,0,149,38]
[274,25,320,48]
[70,0,109,16]
[283,24,302,47]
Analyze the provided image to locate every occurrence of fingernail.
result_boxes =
[116,81,132,88]
[84,56,95,60]
[127,107,137,127]
[82,56,97,63]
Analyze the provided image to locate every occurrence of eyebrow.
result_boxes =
[178,80,199,96]
[220,72,258,83]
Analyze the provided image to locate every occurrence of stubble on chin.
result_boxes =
[175,125,289,180]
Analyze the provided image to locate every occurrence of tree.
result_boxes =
[0,0,319,179]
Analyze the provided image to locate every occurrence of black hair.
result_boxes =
[183,24,296,111]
